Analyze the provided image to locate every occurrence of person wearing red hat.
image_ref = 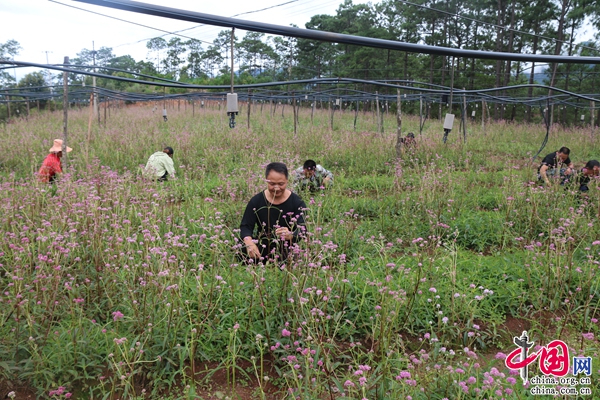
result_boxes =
[38,139,72,183]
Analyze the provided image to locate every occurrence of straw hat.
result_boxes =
[49,139,73,153]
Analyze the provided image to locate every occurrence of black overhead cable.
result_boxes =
[49,0,213,45]
[70,0,600,64]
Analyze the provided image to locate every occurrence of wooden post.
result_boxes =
[395,89,403,158]
[62,56,69,171]
[26,100,30,120]
[311,97,315,125]
[104,99,107,125]
[6,95,10,121]
[592,101,596,138]
[292,92,297,137]
[87,92,94,147]
[419,95,423,134]
[354,100,358,131]
[330,99,335,131]
[376,91,381,135]
[482,99,485,134]
[192,100,195,116]
[462,89,467,143]
[247,89,252,130]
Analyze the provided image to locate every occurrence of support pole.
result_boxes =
[354,100,358,131]
[87,92,94,147]
[462,89,467,143]
[62,56,69,171]
[419,95,423,135]
[592,101,596,139]
[395,89,403,158]
[247,89,252,130]
[376,91,381,135]
[330,99,334,130]
[482,99,485,134]
[292,92,297,137]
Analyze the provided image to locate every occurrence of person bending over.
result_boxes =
[538,147,574,185]
[240,162,307,263]
[145,146,175,181]
[576,160,600,192]
[38,139,73,184]
[292,159,334,192]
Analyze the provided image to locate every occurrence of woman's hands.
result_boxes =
[244,236,261,259]
[275,227,294,241]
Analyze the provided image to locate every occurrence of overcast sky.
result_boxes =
[1,0,364,79]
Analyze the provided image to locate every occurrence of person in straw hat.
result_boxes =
[38,139,72,183]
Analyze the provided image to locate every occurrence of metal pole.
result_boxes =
[92,42,99,123]
[395,88,403,158]
[376,91,381,134]
[62,56,69,171]
[230,28,235,93]
[247,89,252,130]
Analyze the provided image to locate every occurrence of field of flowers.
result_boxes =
[0,102,599,399]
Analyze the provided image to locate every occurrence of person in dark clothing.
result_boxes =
[576,160,600,192]
[538,147,575,185]
[240,162,307,262]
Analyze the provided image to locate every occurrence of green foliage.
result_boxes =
[1,104,599,399]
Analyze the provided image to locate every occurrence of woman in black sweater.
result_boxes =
[240,162,307,262]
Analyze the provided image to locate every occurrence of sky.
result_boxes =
[1,0,364,79]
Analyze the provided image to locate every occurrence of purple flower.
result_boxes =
[112,311,124,321]
[281,329,291,337]
[582,332,594,340]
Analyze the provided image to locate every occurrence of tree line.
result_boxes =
[2,0,600,124]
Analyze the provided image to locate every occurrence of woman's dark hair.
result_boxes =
[265,162,288,179]
[584,160,600,169]
[303,159,317,170]
[558,147,570,155]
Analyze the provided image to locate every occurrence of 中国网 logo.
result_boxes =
[505,331,592,396]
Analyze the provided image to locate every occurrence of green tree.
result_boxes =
[0,39,21,88]
[146,37,168,73]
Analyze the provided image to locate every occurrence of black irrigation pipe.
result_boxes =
[71,0,600,64]
[2,67,600,109]
[4,62,600,106]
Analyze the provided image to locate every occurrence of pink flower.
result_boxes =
[344,380,355,387]
[582,332,594,340]
[281,329,291,337]
[112,311,124,321]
